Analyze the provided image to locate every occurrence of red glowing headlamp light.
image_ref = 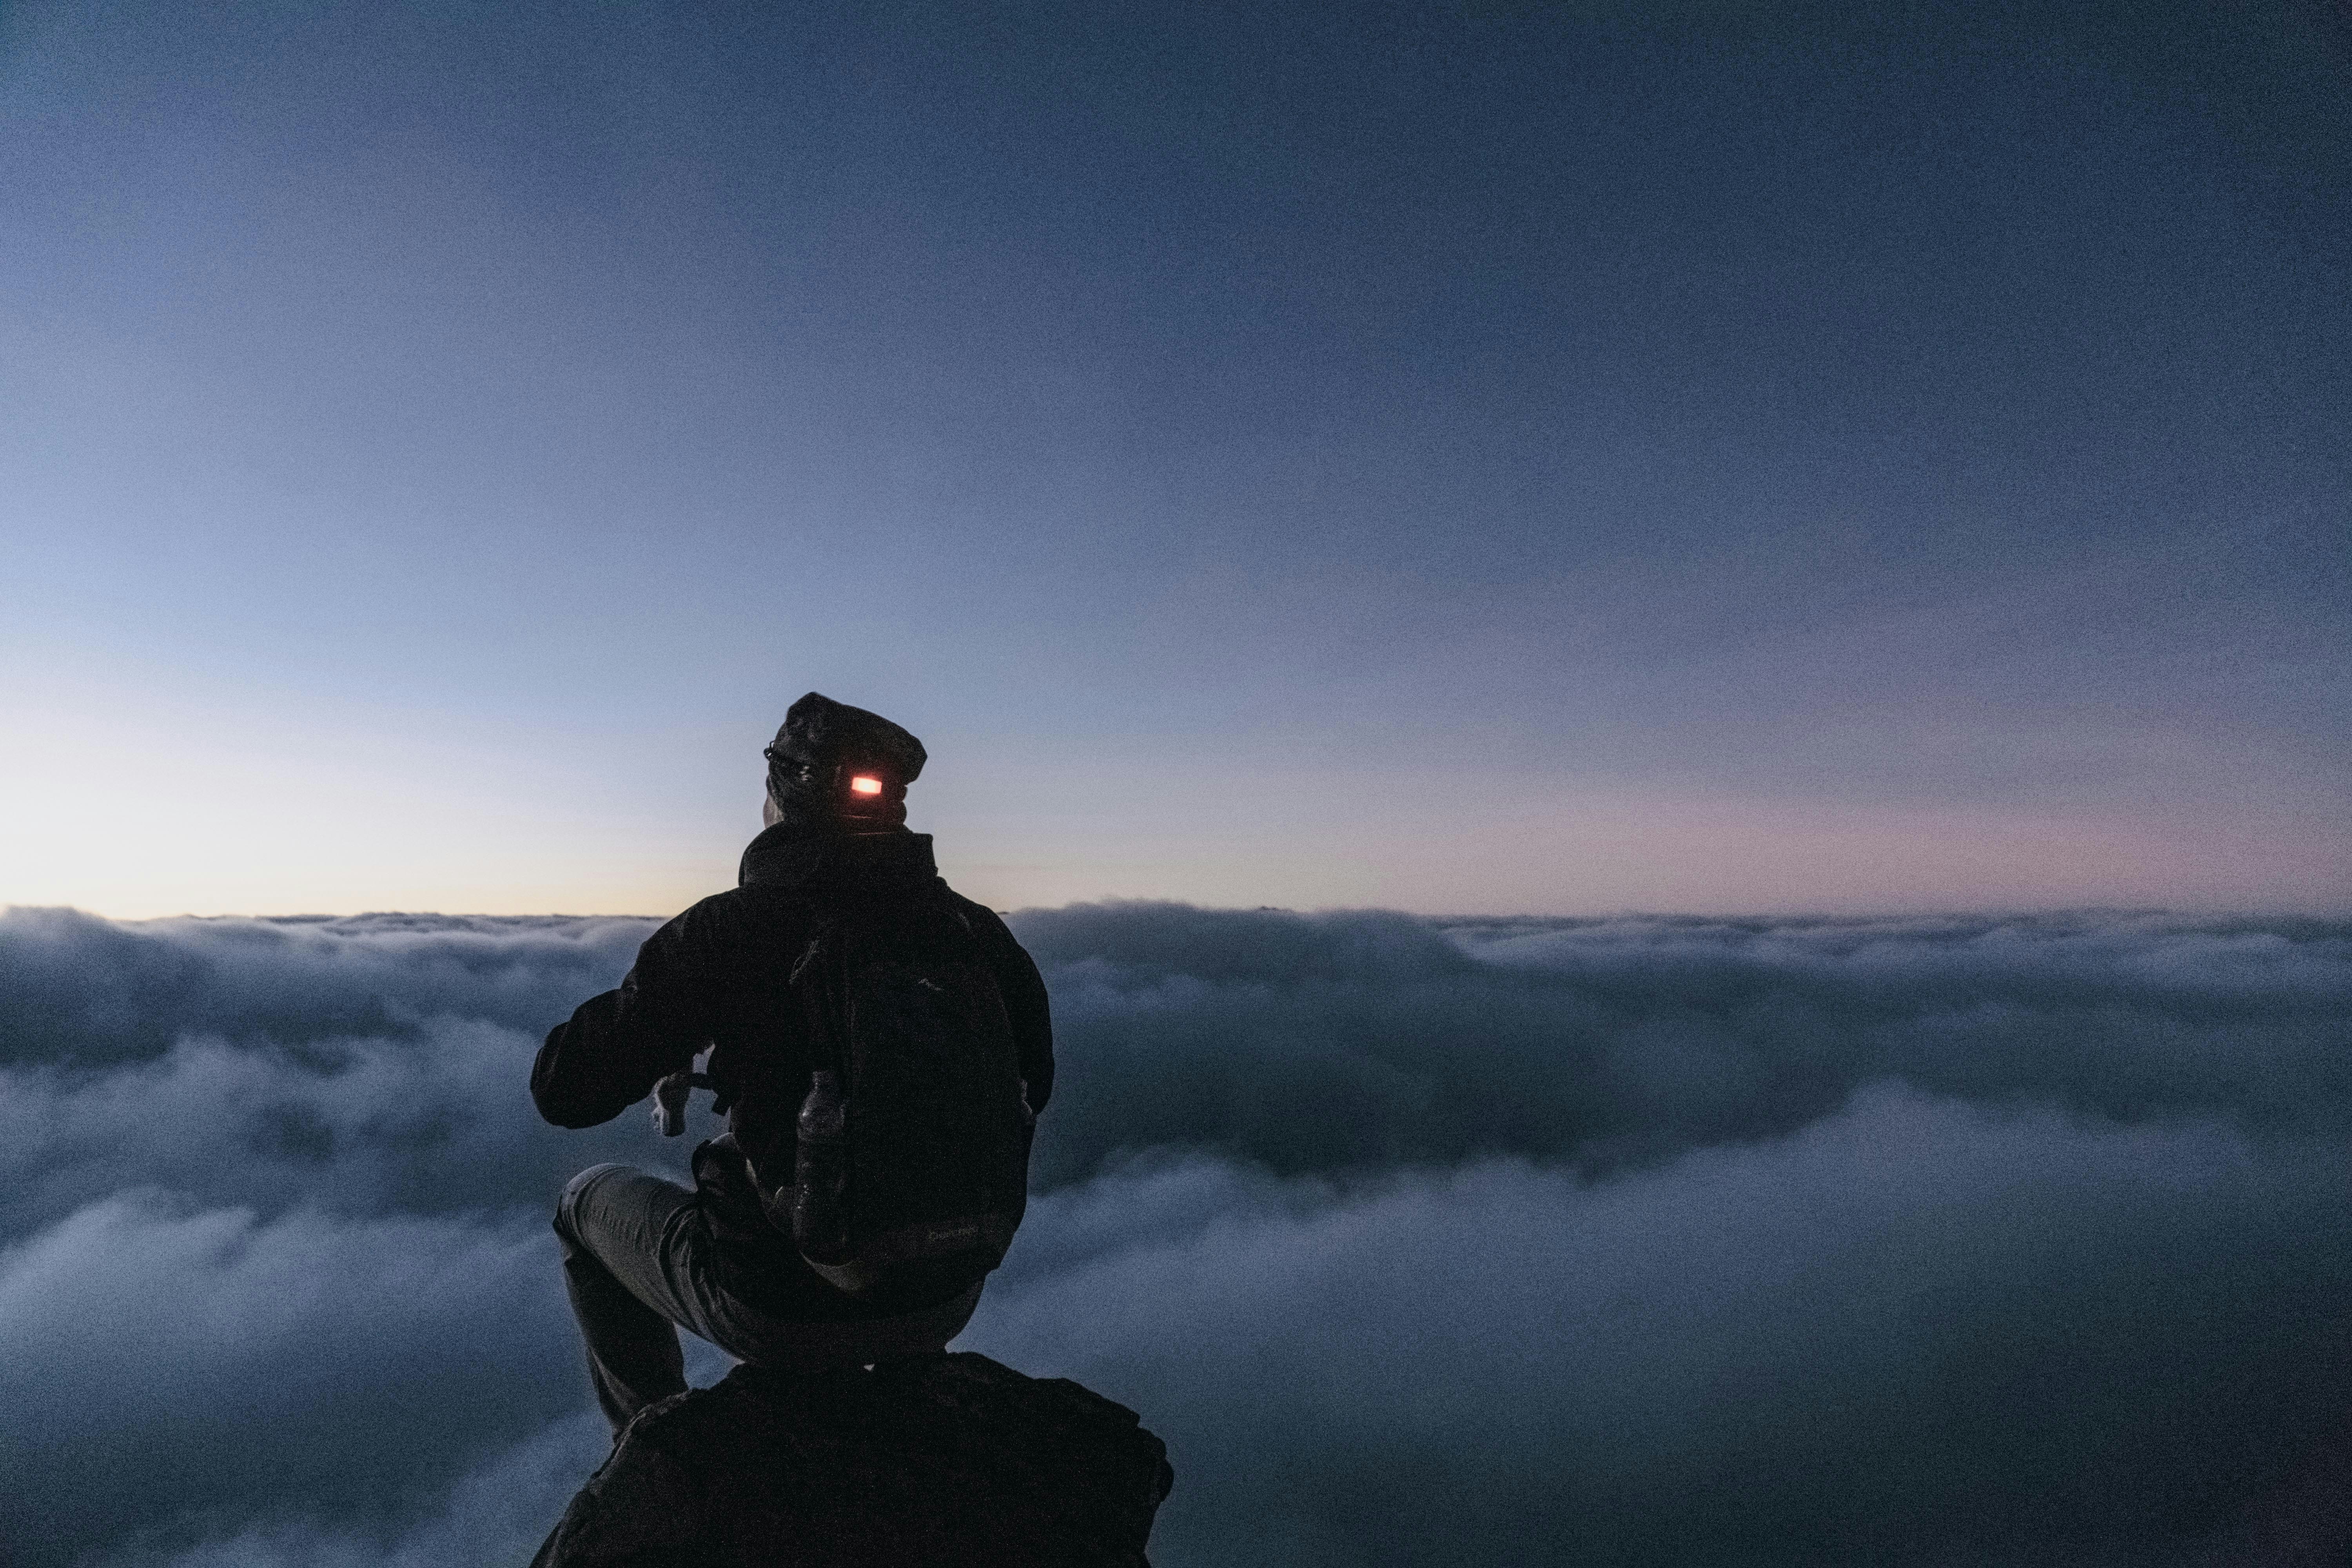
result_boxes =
[848,775,884,797]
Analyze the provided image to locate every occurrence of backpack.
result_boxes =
[749,889,1034,1299]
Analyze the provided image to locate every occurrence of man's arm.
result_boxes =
[531,902,724,1129]
[960,901,1054,1114]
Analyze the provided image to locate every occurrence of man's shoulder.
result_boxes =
[660,886,755,936]
[936,886,1018,938]
[644,884,815,961]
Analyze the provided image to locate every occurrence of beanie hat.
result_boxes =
[763,692,927,829]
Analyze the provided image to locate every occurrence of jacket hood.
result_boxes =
[737,822,939,895]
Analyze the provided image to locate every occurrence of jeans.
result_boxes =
[554,1163,984,1435]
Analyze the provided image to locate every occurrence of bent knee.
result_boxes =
[555,1162,633,1238]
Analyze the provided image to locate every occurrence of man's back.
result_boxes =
[532,823,1052,1317]
[529,826,1051,1134]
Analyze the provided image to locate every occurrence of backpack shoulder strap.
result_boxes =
[787,910,850,1080]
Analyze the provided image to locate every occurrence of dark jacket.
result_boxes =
[532,823,1053,1314]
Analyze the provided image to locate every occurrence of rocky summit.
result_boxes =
[531,1352,1174,1567]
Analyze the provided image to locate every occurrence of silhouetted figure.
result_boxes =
[531,693,1054,1436]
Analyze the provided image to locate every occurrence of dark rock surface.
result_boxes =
[530,1353,1174,1567]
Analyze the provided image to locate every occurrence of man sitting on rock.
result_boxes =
[531,692,1053,1437]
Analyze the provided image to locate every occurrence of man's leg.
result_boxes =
[554,1160,992,1431]
[554,1163,702,1435]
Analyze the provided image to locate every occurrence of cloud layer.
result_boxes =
[1027,904,2352,1180]
[2,903,2347,1566]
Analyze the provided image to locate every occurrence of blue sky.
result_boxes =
[4,0,2346,916]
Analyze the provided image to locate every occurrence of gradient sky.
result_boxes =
[4,0,2347,917]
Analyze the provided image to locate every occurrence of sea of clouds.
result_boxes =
[2,902,2348,1567]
